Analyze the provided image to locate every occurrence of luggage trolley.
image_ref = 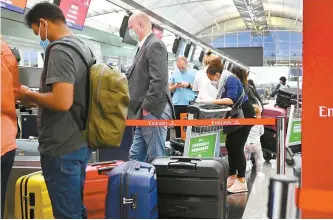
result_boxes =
[262,101,302,167]
[183,104,232,158]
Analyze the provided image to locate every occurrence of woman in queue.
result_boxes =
[206,58,255,194]
[192,51,218,101]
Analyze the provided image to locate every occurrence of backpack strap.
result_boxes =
[44,37,96,72]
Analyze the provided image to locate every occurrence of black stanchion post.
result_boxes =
[267,175,299,219]
[276,117,286,174]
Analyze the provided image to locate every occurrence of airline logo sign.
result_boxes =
[0,0,27,14]
[59,0,91,31]
[319,106,333,117]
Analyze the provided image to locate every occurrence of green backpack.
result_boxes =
[45,39,130,149]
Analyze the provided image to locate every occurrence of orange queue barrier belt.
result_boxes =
[125,118,276,126]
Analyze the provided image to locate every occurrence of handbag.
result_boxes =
[223,91,245,135]
[217,75,246,135]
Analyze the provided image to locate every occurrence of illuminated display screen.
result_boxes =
[59,0,91,31]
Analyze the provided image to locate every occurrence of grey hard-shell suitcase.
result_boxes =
[151,157,228,219]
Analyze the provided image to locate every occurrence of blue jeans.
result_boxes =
[129,104,172,163]
[41,147,92,219]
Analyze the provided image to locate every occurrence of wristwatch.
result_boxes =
[187,84,191,89]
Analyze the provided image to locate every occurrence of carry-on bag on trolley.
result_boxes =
[105,161,158,219]
[276,88,302,109]
[170,137,185,152]
[260,104,301,166]
[14,160,123,219]
[184,104,231,157]
[151,157,229,219]
[165,142,183,156]
[187,104,231,133]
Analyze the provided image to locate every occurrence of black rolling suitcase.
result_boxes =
[151,157,228,219]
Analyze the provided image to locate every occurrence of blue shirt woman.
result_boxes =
[205,58,255,194]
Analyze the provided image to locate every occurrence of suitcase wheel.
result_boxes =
[286,158,295,167]
[263,151,273,162]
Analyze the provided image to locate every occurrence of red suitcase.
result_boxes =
[84,160,124,219]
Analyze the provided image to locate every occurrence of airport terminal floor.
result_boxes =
[1,0,333,219]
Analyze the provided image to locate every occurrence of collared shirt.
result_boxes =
[1,40,20,156]
[170,69,196,105]
[139,31,152,48]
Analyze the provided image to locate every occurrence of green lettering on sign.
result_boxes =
[289,119,302,144]
[188,133,216,158]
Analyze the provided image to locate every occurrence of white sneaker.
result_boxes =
[256,171,265,178]
[227,179,248,194]
[227,176,237,188]
[246,160,253,172]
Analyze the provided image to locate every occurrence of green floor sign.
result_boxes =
[188,133,217,158]
[288,119,302,145]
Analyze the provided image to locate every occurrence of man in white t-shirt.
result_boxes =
[192,67,218,101]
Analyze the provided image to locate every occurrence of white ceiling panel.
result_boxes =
[26,0,302,37]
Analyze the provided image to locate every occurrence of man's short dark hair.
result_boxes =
[25,2,66,28]
[280,76,287,83]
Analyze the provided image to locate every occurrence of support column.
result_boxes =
[302,0,333,218]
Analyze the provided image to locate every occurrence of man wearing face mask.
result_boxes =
[126,12,174,163]
[18,2,95,218]
[169,56,196,138]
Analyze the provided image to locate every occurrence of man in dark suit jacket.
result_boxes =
[126,12,174,163]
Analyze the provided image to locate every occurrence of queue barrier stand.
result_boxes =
[127,118,287,175]
[268,175,299,219]
[276,117,286,175]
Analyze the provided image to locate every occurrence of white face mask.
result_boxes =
[129,28,139,42]
[210,80,218,87]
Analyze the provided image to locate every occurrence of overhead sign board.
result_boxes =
[0,0,27,14]
[59,0,91,31]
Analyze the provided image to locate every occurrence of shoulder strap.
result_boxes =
[44,38,96,72]
[216,74,231,99]
[217,74,245,109]
[43,37,96,131]
[232,89,245,109]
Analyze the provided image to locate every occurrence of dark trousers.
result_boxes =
[174,105,188,138]
[225,100,255,178]
[41,147,92,219]
[1,149,16,218]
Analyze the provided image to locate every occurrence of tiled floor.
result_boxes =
[227,169,257,219]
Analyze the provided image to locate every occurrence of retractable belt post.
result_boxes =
[276,116,286,175]
[267,175,299,219]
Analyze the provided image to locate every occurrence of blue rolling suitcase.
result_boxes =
[105,161,158,219]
